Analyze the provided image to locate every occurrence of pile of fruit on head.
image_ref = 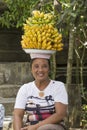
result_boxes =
[21,10,63,51]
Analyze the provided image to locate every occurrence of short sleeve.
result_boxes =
[53,82,68,104]
[14,84,28,109]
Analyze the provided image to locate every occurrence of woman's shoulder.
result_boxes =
[51,80,67,94]
[50,80,66,90]
[19,81,34,90]
[51,80,65,86]
[23,81,34,86]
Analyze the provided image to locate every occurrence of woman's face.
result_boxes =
[31,58,50,82]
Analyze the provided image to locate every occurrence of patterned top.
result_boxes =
[14,80,68,125]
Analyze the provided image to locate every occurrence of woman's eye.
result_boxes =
[43,65,48,68]
[34,65,39,68]
[33,64,48,69]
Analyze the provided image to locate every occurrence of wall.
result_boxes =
[0,62,33,115]
[0,28,29,61]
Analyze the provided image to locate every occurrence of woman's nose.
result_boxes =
[38,66,43,71]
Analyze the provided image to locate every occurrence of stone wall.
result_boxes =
[0,28,29,62]
[0,62,33,115]
[0,62,33,85]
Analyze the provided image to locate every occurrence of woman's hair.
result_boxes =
[30,58,50,68]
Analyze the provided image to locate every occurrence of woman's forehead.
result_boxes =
[32,58,48,62]
[32,58,49,65]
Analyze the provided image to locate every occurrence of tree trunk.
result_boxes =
[66,29,74,87]
[66,29,82,128]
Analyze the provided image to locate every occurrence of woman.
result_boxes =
[13,53,68,130]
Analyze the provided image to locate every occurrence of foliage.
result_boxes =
[54,1,87,125]
[55,0,87,96]
[81,104,87,128]
[54,0,87,41]
[56,0,87,27]
[0,0,41,28]
[0,0,53,28]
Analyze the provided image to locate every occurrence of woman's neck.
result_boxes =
[35,79,51,91]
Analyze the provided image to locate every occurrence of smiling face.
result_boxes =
[31,58,50,82]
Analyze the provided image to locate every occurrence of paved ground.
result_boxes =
[3,116,13,130]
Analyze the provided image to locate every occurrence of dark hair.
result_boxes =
[30,58,50,68]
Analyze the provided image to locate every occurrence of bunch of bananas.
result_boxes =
[21,10,63,51]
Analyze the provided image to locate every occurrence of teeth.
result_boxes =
[38,73,43,76]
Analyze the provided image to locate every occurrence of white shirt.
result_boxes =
[14,80,68,121]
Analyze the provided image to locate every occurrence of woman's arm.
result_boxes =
[36,102,67,126]
[13,109,25,130]
[21,102,68,130]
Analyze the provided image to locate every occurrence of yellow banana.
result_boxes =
[46,45,52,50]
[21,10,63,52]
[41,42,47,49]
